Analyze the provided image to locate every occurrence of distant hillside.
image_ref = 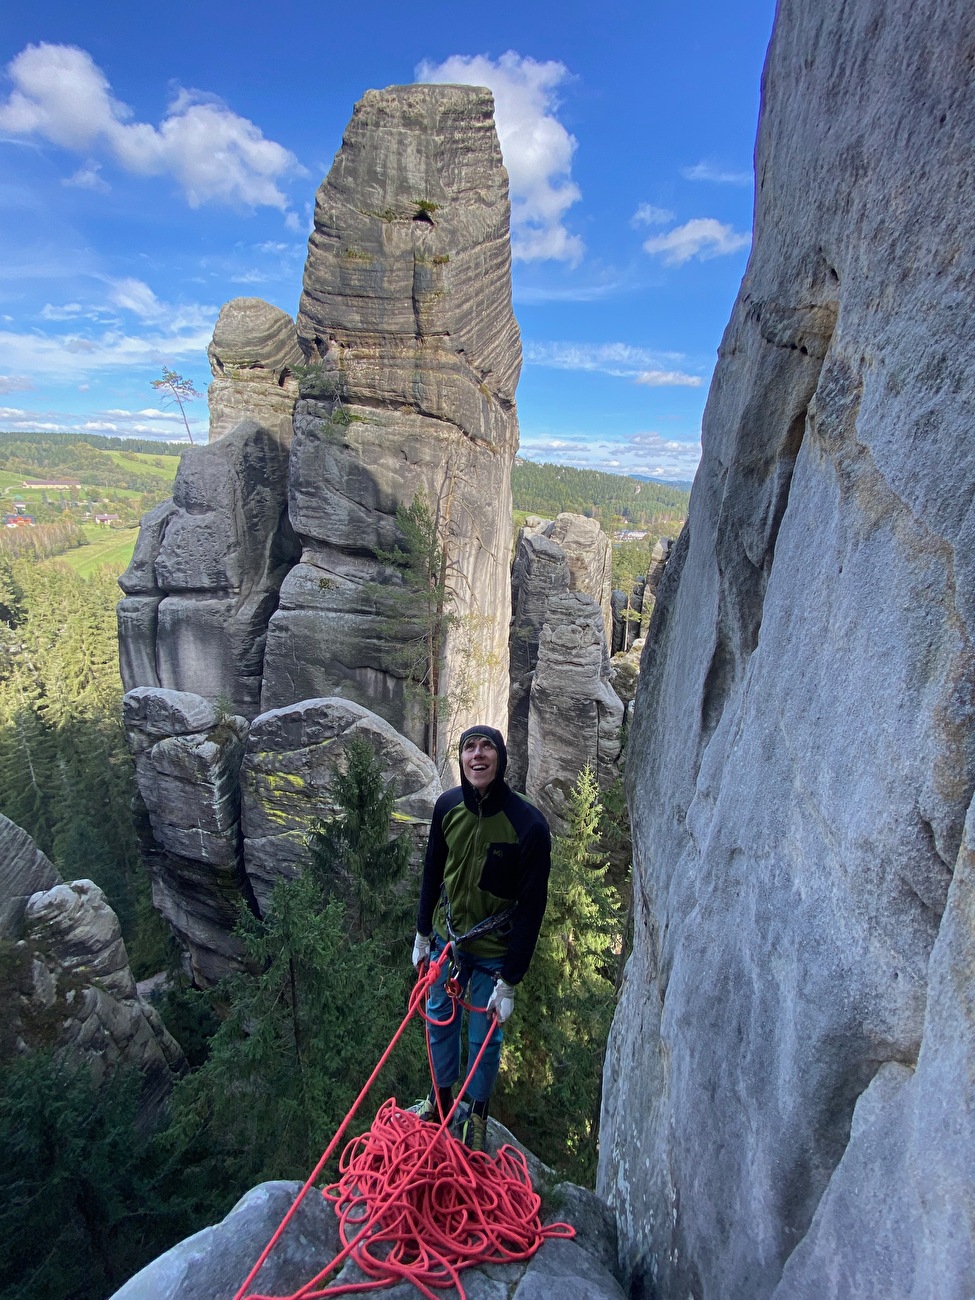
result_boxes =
[0,432,185,491]
[512,459,689,532]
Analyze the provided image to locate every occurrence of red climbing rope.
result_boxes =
[235,946,574,1300]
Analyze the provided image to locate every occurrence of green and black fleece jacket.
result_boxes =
[416,725,552,986]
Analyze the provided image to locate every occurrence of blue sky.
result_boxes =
[0,0,775,482]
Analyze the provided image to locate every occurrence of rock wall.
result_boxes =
[119,85,519,772]
[599,1,975,1296]
[261,84,520,759]
[0,812,184,1115]
[207,297,302,444]
[124,687,440,984]
[525,591,624,830]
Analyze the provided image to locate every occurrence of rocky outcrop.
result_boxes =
[23,880,185,1111]
[261,84,520,758]
[111,1138,625,1300]
[545,513,613,647]
[207,297,303,444]
[0,812,60,939]
[0,811,184,1114]
[118,420,298,718]
[599,0,975,1296]
[124,688,252,986]
[525,592,624,829]
[123,687,440,984]
[240,696,440,912]
[507,530,570,792]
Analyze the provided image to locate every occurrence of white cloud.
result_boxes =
[107,277,217,330]
[0,375,33,394]
[518,429,701,482]
[0,323,213,383]
[681,160,751,186]
[0,401,202,439]
[636,370,703,388]
[416,50,582,264]
[0,43,304,211]
[643,217,751,266]
[525,340,703,386]
[63,160,109,192]
[631,203,674,227]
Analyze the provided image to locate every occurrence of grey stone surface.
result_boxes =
[513,1237,626,1300]
[110,1180,338,1300]
[240,697,440,911]
[508,530,570,792]
[0,811,60,939]
[114,1156,622,1300]
[543,513,614,648]
[207,297,302,445]
[125,688,251,985]
[262,84,519,759]
[119,420,298,719]
[599,0,975,1296]
[22,879,185,1113]
[526,591,624,830]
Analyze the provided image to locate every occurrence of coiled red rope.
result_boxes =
[235,946,574,1300]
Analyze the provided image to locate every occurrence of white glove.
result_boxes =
[486,978,516,1024]
[412,932,432,970]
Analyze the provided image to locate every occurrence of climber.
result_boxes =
[410,724,551,1153]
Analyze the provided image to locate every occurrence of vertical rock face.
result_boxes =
[207,298,303,444]
[118,419,299,718]
[507,531,570,792]
[261,84,520,756]
[0,813,185,1116]
[545,513,614,648]
[240,696,440,913]
[599,1,975,1296]
[124,689,252,986]
[23,880,186,1113]
[525,591,624,829]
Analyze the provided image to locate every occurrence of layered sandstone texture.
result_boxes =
[262,84,520,756]
[118,419,298,718]
[207,297,303,444]
[525,591,624,830]
[124,687,439,984]
[240,696,440,912]
[599,1,975,1296]
[507,513,618,791]
[0,813,184,1116]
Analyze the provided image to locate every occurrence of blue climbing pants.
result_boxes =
[425,937,504,1104]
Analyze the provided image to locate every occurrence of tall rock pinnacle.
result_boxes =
[262,84,520,761]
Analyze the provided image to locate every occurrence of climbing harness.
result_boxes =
[438,883,516,998]
[234,943,573,1300]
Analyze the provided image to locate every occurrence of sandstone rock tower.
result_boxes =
[261,85,520,760]
[118,85,519,759]
[599,0,975,1296]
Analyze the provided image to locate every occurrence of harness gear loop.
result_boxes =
[439,881,516,948]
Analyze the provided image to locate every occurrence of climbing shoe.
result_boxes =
[406,1096,438,1122]
[461,1110,488,1153]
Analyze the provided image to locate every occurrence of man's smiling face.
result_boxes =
[461,735,498,794]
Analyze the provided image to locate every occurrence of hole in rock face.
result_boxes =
[412,210,435,225]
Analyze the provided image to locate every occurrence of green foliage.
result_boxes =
[512,458,689,535]
[496,766,624,1184]
[307,736,414,942]
[0,559,144,944]
[150,368,202,444]
[291,361,342,400]
[373,493,458,764]
[169,742,425,1189]
[0,1054,202,1300]
[612,536,654,590]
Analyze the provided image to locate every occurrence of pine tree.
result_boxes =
[496,765,623,1183]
